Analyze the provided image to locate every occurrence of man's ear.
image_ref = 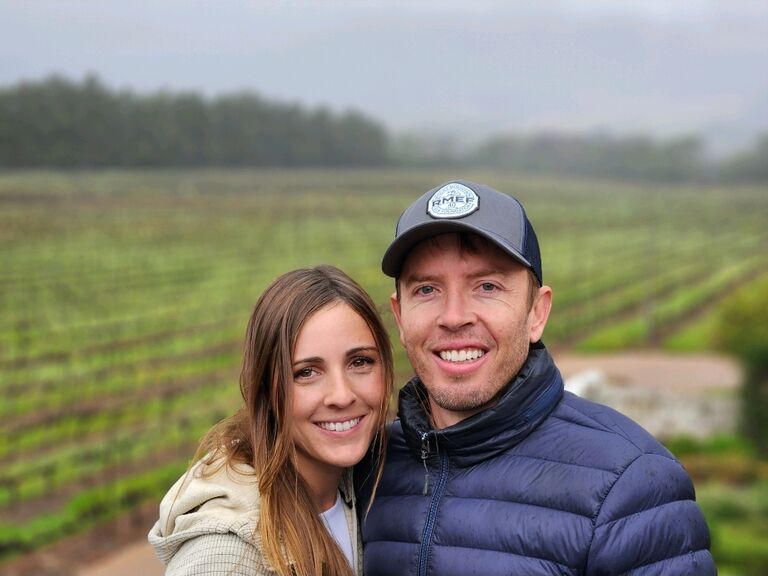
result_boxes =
[528,285,552,343]
[390,291,405,346]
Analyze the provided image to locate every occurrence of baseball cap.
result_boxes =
[381,180,542,285]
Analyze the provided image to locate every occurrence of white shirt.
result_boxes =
[320,491,354,568]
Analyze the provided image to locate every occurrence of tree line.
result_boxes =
[392,131,768,183]
[0,76,387,167]
[470,132,768,183]
[1,75,765,182]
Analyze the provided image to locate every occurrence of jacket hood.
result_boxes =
[149,459,357,567]
[398,342,564,467]
[148,459,261,565]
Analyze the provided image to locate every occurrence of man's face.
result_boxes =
[391,233,551,429]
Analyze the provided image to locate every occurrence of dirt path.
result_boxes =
[552,350,741,393]
[77,541,162,576]
[43,351,743,576]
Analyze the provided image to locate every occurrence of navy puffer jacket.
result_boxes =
[359,343,715,575]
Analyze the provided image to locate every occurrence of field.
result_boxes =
[1,169,767,572]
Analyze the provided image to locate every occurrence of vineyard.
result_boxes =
[1,169,767,569]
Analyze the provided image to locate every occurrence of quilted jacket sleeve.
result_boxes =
[587,452,716,575]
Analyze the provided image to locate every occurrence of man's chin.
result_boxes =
[427,387,493,414]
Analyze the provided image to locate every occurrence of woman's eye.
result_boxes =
[294,367,316,380]
[351,356,375,369]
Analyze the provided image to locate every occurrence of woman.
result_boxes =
[149,265,394,576]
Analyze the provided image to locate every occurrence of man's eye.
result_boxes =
[416,286,434,295]
[480,282,497,291]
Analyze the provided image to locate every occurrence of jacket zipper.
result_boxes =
[420,432,430,495]
[418,432,449,576]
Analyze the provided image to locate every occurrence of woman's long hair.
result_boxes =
[196,265,394,576]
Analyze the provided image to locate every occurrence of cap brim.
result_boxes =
[381,220,533,277]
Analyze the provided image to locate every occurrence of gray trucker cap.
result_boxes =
[381,180,542,285]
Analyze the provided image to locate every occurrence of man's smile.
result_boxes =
[438,348,485,362]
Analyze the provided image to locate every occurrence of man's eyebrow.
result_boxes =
[402,268,507,285]
[467,267,508,279]
[399,272,439,286]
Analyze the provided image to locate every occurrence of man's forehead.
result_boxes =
[399,232,524,277]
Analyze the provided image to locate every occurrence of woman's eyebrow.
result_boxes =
[345,345,378,357]
[292,356,323,366]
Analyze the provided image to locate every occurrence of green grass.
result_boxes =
[697,481,768,576]
[1,168,767,560]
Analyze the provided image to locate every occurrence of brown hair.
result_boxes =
[196,265,394,575]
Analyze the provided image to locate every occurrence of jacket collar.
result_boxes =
[339,467,355,507]
[397,342,564,467]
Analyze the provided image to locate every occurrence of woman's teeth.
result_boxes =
[439,349,485,363]
[318,417,360,432]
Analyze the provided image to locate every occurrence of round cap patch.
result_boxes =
[427,183,479,219]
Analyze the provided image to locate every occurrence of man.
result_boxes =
[358,181,715,575]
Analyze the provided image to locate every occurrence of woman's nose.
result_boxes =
[323,371,356,407]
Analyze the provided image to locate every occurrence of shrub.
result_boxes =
[716,276,768,458]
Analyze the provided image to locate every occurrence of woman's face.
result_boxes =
[290,301,385,488]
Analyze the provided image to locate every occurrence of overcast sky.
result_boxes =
[2,1,766,153]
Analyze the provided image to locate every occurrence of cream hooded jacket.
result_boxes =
[148,460,362,576]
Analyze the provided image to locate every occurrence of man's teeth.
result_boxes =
[439,349,485,363]
[318,417,360,432]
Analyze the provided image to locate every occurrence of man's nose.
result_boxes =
[437,290,475,331]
